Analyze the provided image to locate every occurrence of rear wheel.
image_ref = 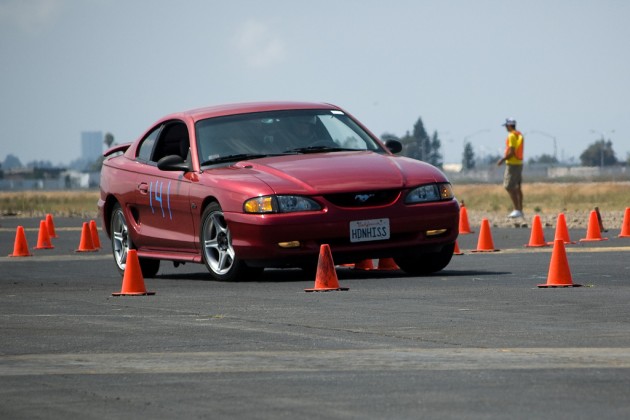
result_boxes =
[201,202,258,281]
[110,203,160,278]
[395,243,455,276]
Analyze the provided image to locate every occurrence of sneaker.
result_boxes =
[507,210,523,218]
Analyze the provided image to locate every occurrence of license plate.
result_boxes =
[349,218,390,243]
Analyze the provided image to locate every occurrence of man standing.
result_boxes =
[497,118,524,218]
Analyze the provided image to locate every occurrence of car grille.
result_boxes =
[324,190,400,207]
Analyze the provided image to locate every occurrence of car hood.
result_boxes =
[232,151,447,195]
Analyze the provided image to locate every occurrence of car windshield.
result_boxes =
[195,109,383,166]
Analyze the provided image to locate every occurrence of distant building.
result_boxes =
[81,131,103,162]
[443,163,463,173]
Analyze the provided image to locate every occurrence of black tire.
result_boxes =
[395,243,455,276]
[110,203,160,278]
[138,258,160,278]
[200,202,255,281]
[299,260,318,278]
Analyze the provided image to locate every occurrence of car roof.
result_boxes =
[171,101,342,123]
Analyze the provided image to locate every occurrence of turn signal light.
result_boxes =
[426,229,448,237]
[278,241,301,248]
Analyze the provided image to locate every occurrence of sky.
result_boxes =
[1,0,629,167]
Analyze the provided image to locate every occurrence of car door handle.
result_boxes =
[138,182,149,194]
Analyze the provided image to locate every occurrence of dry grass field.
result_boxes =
[0,191,100,218]
[454,182,630,213]
[455,181,630,228]
[454,181,630,228]
[1,181,629,229]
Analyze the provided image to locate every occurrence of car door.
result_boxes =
[132,121,196,252]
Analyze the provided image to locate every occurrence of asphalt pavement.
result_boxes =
[1,217,630,419]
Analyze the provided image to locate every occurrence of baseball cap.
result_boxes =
[502,118,517,126]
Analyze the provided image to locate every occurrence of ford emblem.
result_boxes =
[355,193,374,203]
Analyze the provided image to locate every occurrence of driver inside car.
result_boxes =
[290,115,325,147]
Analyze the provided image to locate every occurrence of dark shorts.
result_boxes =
[503,164,522,191]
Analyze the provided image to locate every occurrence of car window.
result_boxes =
[195,110,381,164]
[151,122,190,163]
[318,114,370,150]
[137,127,161,162]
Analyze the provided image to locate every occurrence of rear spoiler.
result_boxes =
[103,142,132,158]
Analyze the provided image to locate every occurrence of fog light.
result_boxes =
[426,229,448,237]
[278,241,301,248]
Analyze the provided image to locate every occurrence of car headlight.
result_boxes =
[244,195,322,213]
[405,183,454,204]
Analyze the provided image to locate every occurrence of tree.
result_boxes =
[528,154,558,165]
[389,117,443,166]
[400,131,418,159]
[480,153,502,167]
[428,131,443,168]
[104,132,115,149]
[27,160,54,169]
[381,132,399,142]
[412,117,431,162]
[3,154,22,170]
[462,142,475,171]
[579,140,618,167]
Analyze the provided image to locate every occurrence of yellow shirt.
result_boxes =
[505,130,524,165]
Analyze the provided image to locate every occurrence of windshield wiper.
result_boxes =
[283,146,357,154]
[200,153,269,166]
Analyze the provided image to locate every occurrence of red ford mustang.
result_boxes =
[98,102,459,280]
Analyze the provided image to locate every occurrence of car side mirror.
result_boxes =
[157,155,189,172]
[385,139,403,154]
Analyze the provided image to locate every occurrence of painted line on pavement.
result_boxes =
[1,347,630,376]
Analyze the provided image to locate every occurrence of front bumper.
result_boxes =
[226,199,459,267]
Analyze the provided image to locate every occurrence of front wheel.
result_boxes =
[110,203,160,278]
[394,243,455,276]
[200,202,257,281]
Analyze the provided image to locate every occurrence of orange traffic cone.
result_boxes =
[76,222,97,252]
[8,226,32,257]
[112,249,155,296]
[525,215,548,247]
[89,220,101,249]
[34,220,54,249]
[594,207,607,232]
[305,244,349,292]
[459,206,473,234]
[471,218,499,252]
[453,241,464,255]
[376,258,400,270]
[538,239,582,288]
[549,213,575,245]
[354,259,375,271]
[46,214,58,238]
[619,207,630,238]
[580,210,608,242]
